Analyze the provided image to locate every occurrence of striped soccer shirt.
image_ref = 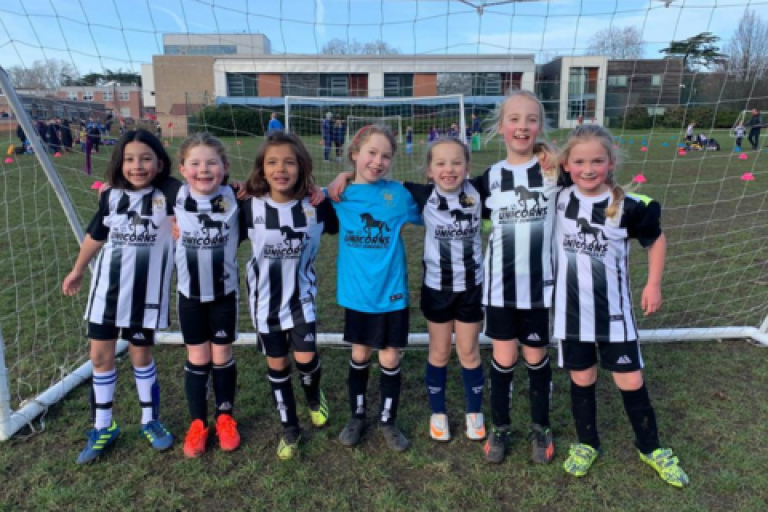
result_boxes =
[242,196,338,333]
[173,185,240,302]
[552,186,663,343]
[405,181,483,292]
[476,158,559,309]
[85,186,175,328]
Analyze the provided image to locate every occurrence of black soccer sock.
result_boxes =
[489,358,515,427]
[348,358,370,419]
[570,380,600,450]
[184,361,212,422]
[621,384,661,454]
[268,366,299,428]
[379,364,402,425]
[526,355,552,428]
[212,358,237,418]
[295,354,322,408]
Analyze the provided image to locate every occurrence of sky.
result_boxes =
[0,0,766,75]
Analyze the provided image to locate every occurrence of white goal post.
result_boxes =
[346,115,404,144]
[284,94,468,145]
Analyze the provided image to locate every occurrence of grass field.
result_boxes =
[2,128,768,510]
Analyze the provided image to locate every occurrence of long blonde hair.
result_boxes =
[558,124,627,219]
[486,89,548,144]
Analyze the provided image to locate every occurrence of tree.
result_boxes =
[73,69,142,86]
[320,38,399,55]
[6,59,80,89]
[586,26,645,59]
[721,10,768,82]
[659,32,727,70]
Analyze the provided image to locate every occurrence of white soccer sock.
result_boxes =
[133,360,157,425]
[92,369,117,429]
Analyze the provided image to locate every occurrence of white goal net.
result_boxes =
[2,0,768,439]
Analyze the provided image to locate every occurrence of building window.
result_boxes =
[164,44,236,55]
[384,74,414,97]
[103,91,113,101]
[226,73,258,97]
[68,93,78,101]
[651,74,662,87]
[118,91,130,101]
[318,74,349,97]
[607,75,627,87]
[82,91,93,101]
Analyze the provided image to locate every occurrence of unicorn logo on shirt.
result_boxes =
[126,211,158,234]
[514,186,548,209]
[576,217,604,243]
[360,213,391,236]
[280,226,308,249]
[197,214,229,237]
[450,209,477,230]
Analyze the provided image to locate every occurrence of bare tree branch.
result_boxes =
[586,26,645,59]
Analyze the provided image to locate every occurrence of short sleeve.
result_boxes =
[86,191,111,241]
[160,176,182,215]
[470,173,491,220]
[624,195,662,248]
[403,186,423,226]
[238,197,252,244]
[318,198,339,235]
[402,182,434,213]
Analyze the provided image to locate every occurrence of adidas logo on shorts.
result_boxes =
[304,333,315,342]
[133,333,145,341]
[616,355,633,365]
[527,333,541,342]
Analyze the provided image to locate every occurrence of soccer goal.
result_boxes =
[284,95,467,180]
[346,115,404,144]
[3,0,768,443]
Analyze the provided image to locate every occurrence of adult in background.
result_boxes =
[321,112,333,162]
[267,112,283,135]
[47,119,62,154]
[60,119,74,153]
[333,119,345,161]
[16,124,27,150]
[747,108,763,150]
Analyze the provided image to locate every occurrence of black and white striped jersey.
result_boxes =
[404,181,483,292]
[552,186,663,343]
[173,184,240,302]
[242,196,338,333]
[475,158,559,309]
[85,185,175,328]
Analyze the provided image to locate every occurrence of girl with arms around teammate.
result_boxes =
[330,125,422,452]
[474,91,559,464]
[62,129,176,464]
[173,133,241,458]
[330,137,487,443]
[404,138,486,443]
[553,124,689,487]
[242,132,337,460]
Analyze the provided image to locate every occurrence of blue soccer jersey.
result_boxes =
[330,180,421,313]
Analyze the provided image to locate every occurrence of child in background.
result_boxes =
[734,122,746,149]
[242,132,338,460]
[553,124,689,488]
[62,129,176,464]
[329,124,422,452]
[406,126,413,155]
[474,90,559,465]
[172,133,241,458]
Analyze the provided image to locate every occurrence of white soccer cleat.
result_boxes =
[465,412,486,441]
[429,413,451,442]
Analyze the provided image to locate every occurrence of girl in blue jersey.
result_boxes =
[242,132,338,460]
[330,124,422,452]
[554,124,689,487]
[62,129,176,464]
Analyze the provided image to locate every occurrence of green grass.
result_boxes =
[2,129,768,510]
